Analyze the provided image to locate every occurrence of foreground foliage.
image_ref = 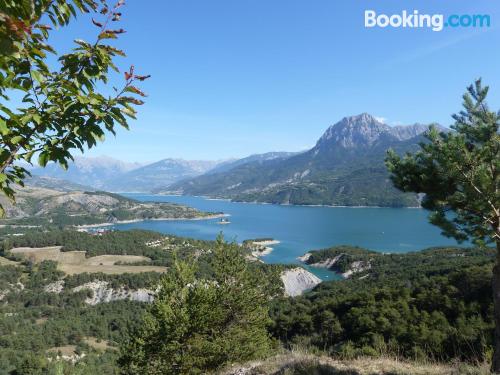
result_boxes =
[119,236,275,374]
[0,0,149,215]
[386,80,500,370]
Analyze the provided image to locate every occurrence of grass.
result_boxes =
[0,256,18,266]
[9,246,167,275]
[83,337,116,351]
[219,351,491,375]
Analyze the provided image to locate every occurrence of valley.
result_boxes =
[0,108,491,374]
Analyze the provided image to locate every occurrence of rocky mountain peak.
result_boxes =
[315,113,390,149]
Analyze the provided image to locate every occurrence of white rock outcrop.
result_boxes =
[72,281,154,305]
[44,280,64,293]
[280,268,321,297]
[309,254,343,269]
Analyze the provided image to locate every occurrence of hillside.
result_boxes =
[220,352,488,374]
[161,114,438,207]
[0,232,493,373]
[0,186,220,226]
[207,152,301,175]
[271,245,495,364]
[24,175,96,192]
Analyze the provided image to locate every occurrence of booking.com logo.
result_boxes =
[365,10,491,31]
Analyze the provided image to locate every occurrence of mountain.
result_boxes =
[162,114,440,207]
[102,159,221,192]
[28,156,144,190]
[207,152,301,175]
[28,156,224,193]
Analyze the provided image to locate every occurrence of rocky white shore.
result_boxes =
[298,253,371,279]
[280,268,322,297]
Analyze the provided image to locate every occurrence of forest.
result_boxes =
[0,227,495,373]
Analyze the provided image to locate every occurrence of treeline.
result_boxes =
[64,271,163,290]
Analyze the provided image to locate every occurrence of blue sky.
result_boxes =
[49,0,500,162]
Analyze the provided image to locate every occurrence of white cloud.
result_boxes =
[374,116,387,123]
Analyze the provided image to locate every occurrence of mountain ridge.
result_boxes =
[161,114,442,207]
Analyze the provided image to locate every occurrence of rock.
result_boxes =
[309,254,343,269]
[341,260,370,278]
[44,280,64,293]
[280,268,321,297]
[72,281,154,305]
[297,253,311,262]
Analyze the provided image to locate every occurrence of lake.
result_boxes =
[111,194,461,280]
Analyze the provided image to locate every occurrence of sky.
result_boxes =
[47,0,500,162]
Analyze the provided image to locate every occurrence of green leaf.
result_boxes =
[11,136,23,145]
[38,152,50,167]
[31,70,45,84]
[0,118,9,136]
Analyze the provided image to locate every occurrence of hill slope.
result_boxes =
[0,187,219,226]
[162,114,436,207]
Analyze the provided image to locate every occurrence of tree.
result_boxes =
[119,235,274,374]
[0,0,149,216]
[385,79,499,371]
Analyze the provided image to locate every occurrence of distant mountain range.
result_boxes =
[27,156,223,192]
[27,113,445,207]
[28,156,144,190]
[101,159,221,192]
[161,114,442,207]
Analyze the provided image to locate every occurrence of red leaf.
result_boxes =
[92,18,103,28]
[135,75,151,81]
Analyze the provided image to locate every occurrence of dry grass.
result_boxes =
[9,246,167,275]
[83,337,116,351]
[220,352,491,375]
[0,256,18,266]
[35,317,48,325]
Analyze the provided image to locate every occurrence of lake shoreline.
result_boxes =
[133,193,422,209]
[75,213,229,229]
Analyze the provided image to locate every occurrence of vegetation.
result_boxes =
[0,260,146,374]
[386,79,500,370]
[0,187,218,227]
[119,236,276,374]
[304,245,377,273]
[2,229,210,267]
[0,0,149,215]
[271,246,495,363]
[0,224,496,373]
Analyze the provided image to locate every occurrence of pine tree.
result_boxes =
[119,235,273,374]
[386,79,499,371]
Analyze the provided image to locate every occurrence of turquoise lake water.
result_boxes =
[110,194,462,280]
